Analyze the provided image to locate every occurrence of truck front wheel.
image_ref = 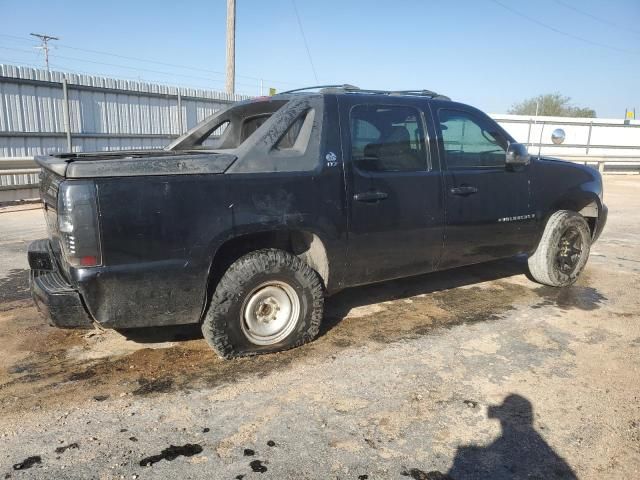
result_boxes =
[528,210,592,287]
[202,249,324,358]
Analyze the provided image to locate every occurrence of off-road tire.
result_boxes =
[202,249,324,358]
[528,210,591,287]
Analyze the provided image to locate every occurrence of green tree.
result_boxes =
[509,93,596,118]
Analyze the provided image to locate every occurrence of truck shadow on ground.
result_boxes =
[118,257,530,344]
[321,256,533,340]
[403,394,578,480]
[119,255,604,346]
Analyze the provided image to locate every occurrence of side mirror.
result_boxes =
[506,142,530,166]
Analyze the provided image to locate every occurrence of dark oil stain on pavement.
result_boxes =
[0,269,30,304]
[533,285,606,311]
[12,455,42,470]
[401,469,452,480]
[54,443,79,454]
[132,377,174,395]
[139,443,203,466]
[249,459,267,473]
[243,448,255,456]
[68,369,96,381]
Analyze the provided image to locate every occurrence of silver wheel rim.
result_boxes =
[240,281,301,346]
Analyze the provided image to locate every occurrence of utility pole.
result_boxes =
[225,0,236,96]
[30,33,59,71]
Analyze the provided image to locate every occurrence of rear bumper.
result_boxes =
[28,239,94,328]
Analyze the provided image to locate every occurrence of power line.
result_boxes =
[0,45,265,90]
[0,33,302,87]
[0,57,258,96]
[489,0,639,56]
[291,0,319,83]
[554,0,640,36]
[49,62,258,96]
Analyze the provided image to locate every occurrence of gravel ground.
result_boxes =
[0,177,638,479]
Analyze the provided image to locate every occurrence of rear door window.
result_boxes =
[350,105,428,172]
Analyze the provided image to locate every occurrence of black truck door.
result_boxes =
[340,97,445,286]
[432,105,535,269]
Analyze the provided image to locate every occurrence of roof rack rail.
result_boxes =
[278,85,450,100]
[279,84,360,94]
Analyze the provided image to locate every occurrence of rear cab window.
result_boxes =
[170,96,323,173]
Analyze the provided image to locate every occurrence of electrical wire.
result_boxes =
[291,0,319,83]
[0,57,258,96]
[489,0,640,56]
[0,33,302,87]
[0,45,285,92]
[553,0,640,36]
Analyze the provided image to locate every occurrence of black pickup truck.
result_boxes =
[29,85,607,358]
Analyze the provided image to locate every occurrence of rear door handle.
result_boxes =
[450,186,478,196]
[353,191,389,203]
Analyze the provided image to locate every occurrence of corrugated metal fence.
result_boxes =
[0,64,248,160]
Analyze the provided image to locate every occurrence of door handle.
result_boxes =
[353,191,389,203]
[450,186,478,196]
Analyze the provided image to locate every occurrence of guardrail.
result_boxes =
[493,114,640,172]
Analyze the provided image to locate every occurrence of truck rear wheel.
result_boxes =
[528,210,591,287]
[202,249,324,358]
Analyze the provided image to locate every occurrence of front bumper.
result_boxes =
[28,239,94,328]
[593,204,608,242]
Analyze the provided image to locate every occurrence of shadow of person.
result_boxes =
[446,394,578,480]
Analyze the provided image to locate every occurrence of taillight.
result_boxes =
[57,181,102,267]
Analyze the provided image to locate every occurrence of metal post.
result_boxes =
[586,121,593,156]
[61,77,72,152]
[526,117,532,145]
[176,92,184,133]
[225,0,236,96]
[537,123,545,160]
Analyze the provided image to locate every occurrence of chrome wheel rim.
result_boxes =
[555,227,583,274]
[240,281,300,345]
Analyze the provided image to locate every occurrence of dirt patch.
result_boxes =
[0,257,607,416]
[0,265,543,414]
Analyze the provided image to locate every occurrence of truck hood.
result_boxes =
[35,150,237,178]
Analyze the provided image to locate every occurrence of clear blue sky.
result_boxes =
[1,0,638,117]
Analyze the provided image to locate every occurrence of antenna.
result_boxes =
[30,33,59,71]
